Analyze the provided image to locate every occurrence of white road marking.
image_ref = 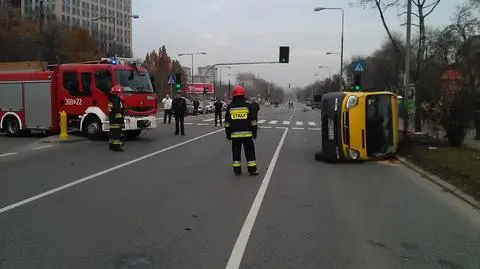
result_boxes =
[288,108,295,121]
[282,121,290,125]
[296,121,304,126]
[197,123,209,126]
[275,127,285,129]
[308,128,321,131]
[292,127,304,130]
[155,117,162,121]
[31,145,54,150]
[0,152,17,158]
[308,122,317,126]
[203,118,215,122]
[225,128,288,269]
[258,120,266,124]
[0,129,224,215]
[268,120,278,124]
[185,122,194,125]
[259,126,272,129]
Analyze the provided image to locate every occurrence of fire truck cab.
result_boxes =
[0,58,158,139]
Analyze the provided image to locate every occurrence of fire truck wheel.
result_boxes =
[83,116,103,140]
[123,130,142,140]
[4,116,21,137]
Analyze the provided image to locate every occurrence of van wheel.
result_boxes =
[123,130,142,140]
[83,116,103,140]
[4,116,21,137]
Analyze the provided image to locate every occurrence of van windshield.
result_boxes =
[115,70,154,93]
[365,94,394,157]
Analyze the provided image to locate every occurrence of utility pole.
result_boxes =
[38,0,44,61]
[403,0,412,137]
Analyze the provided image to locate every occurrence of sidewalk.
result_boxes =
[399,118,479,150]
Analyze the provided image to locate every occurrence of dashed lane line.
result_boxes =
[282,121,290,125]
[0,129,224,215]
[0,152,17,159]
[291,127,304,130]
[31,145,54,150]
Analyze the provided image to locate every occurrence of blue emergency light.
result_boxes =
[110,57,118,65]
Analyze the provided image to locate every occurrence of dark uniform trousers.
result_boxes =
[108,96,124,151]
[232,138,256,174]
[225,104,258,174]
[215,110,222,126]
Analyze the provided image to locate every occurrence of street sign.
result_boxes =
[167,75,176,84]
[353,60,366,72]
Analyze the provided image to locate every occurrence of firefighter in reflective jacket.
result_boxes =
[224,85,259,176]
[108,85,125,152]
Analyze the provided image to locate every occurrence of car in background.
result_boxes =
[185,99,195,115]
[264,101,271,106]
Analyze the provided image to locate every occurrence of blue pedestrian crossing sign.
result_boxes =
[353,60,366,72]
[167,75,176,84]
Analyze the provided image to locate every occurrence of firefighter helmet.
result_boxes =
[110,84,122,95]
[232,85,246,97]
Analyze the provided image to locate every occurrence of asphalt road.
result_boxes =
[0,103,479,269]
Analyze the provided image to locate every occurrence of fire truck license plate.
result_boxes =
[230,111,248,120]
[65,98,82,106]
[328,119,335,140]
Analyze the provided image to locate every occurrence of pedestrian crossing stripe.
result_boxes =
[282,121,290,125]
[296,121,303,125]
[203,118,215,122]
[308,122,317,126]
[258,120,266,124]
[269,120,278,124]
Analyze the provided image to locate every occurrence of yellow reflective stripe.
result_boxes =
[230,107,248,111]
[115,114,122,118]
[231,131,252,138]
[224,122,231,127]
[232,161,241,167]
[247,161,256,167]
[110,124,121,128]
[109,140,122,144]
[251,120,257,126]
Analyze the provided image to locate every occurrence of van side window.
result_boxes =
[63,72,80,95]
[81,72,92,96]
[94,70,113,93]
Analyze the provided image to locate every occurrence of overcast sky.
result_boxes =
[132,0,458,88]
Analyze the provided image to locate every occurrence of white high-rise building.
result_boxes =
[20,0,133,57]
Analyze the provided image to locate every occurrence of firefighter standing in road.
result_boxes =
[224,85,259,176]
[214,98,223,126]
[108,85,125,152]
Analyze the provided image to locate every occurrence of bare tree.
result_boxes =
[351,0,402,53]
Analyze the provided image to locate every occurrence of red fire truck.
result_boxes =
[0,58,158,139]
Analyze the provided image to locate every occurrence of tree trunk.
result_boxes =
[474,110,480,140]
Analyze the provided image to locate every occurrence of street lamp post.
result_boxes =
[218,66,231,90]
[319,65,332,92]
[314,7,345,91]
[91,14,139,57]
[178,52,207,83]
[179,52,207,115]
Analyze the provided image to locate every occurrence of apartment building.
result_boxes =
[18,0,133,57]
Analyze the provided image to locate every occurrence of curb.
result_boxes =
[397,156,480,210]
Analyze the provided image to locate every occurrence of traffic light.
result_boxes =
[279,46,290,63]
[175,73,182,89]
[353,73,361,91]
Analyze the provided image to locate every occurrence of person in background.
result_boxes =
[250,98,260,121]
[171,90,187,135]
[193,98,200,116]
[214,97,223,126]
[108,85,125,152]
[162,94,172,124]
[224,85,259,176]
